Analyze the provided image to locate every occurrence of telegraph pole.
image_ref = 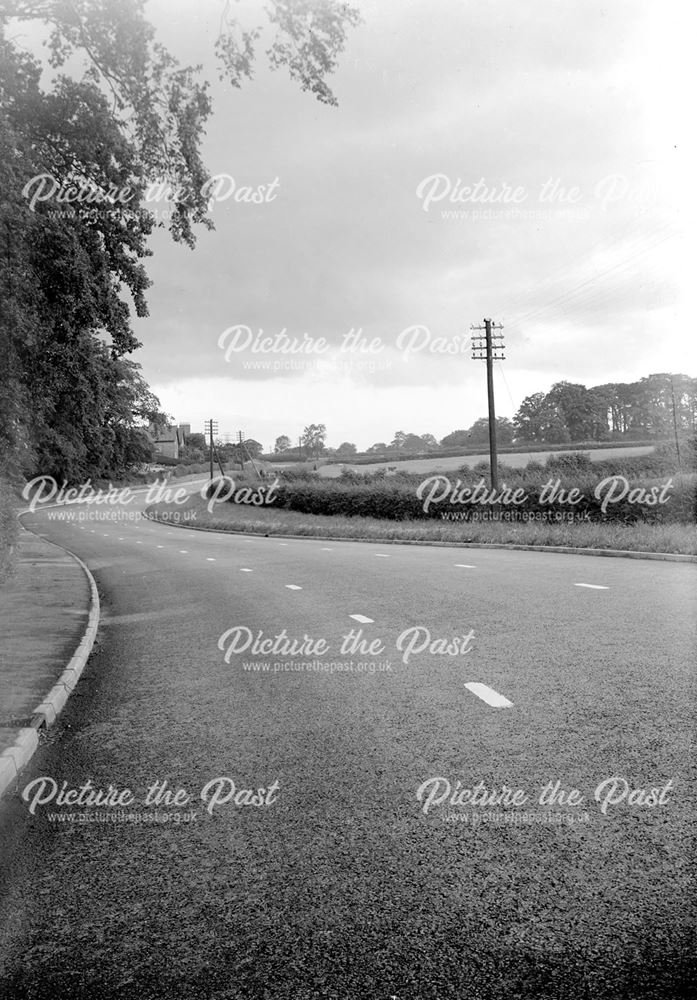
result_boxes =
[204,418,218,482]
[471,319,505,489]
[233,430,263,479]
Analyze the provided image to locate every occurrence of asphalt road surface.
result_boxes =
[0,488,695,1000]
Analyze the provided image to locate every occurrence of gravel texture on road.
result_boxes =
[0,501,695,999]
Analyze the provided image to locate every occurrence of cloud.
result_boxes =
[129,0,683,443]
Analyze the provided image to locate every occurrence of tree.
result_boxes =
[336,441,357,457]
[440,429,471,448]
[180,444,205,463]
[390,431,427,452]
[514,392,569,444]
[466,417,514,447]
[420,433,439,450]
[546,382,593,441]
[586,385,615,440]
[390,431,407,449]
[0,1,360,480]
[243,439,263,459]
[366,442,387,453]
[274,435,291,453]
[301,423,327,457]
[402,434,427,453]
[186,432,207,451]
[0,37,170,479]
[3,0,361,247]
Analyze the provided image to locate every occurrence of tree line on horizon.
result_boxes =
[267,374,697,460]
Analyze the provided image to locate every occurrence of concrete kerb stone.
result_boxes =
[142,510,697,564]
[0,728,40,798]
[0,521,101,802]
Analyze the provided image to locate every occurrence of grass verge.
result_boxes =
[0,478,20,584]
[147,494,697,555]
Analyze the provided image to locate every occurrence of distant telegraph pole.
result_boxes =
[204,418,218,482]
[471,319,505,489]
[237,430,262,479]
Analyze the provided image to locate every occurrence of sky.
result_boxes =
[19,0,690,451]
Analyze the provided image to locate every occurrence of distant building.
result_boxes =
[148,423,189,460]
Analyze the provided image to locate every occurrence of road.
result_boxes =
[0,487,695,1000]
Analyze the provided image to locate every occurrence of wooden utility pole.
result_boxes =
[471,319,505,489]
[204,419,218,481]
[238,430,262,480]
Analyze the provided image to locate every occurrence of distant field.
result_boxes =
[316,445,656,478]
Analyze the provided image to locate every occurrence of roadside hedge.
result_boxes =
[208,474,696,524]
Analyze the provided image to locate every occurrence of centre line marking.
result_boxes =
[157,545,164,548]
[179,550,188,554]
[321,547,333,551]
[375,553,390,558]
[240,568,252,572]
[464,682,513,708]
[206,557,215,561]
[285,584,302,590]
[349,615,374,624]
[455,564,476,569]
[574,583,609,590]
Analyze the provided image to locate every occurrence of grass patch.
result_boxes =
[147,494,697,555]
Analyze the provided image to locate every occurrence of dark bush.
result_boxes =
[278,467,317,483]
[546,451,592,474]
[524,460,545,475]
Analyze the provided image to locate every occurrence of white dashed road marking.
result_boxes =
[285,584,302,590]
[179,550,188,554]
[206,557,215,561]
[575,583,609,590]
[349,615,374,624]
[455,564,476,569]
[321,547,333,551]
[464,682,514,708]
[375,553,390,558]
[240,568,253,572]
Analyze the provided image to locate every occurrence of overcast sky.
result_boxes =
[114,2,685,447]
